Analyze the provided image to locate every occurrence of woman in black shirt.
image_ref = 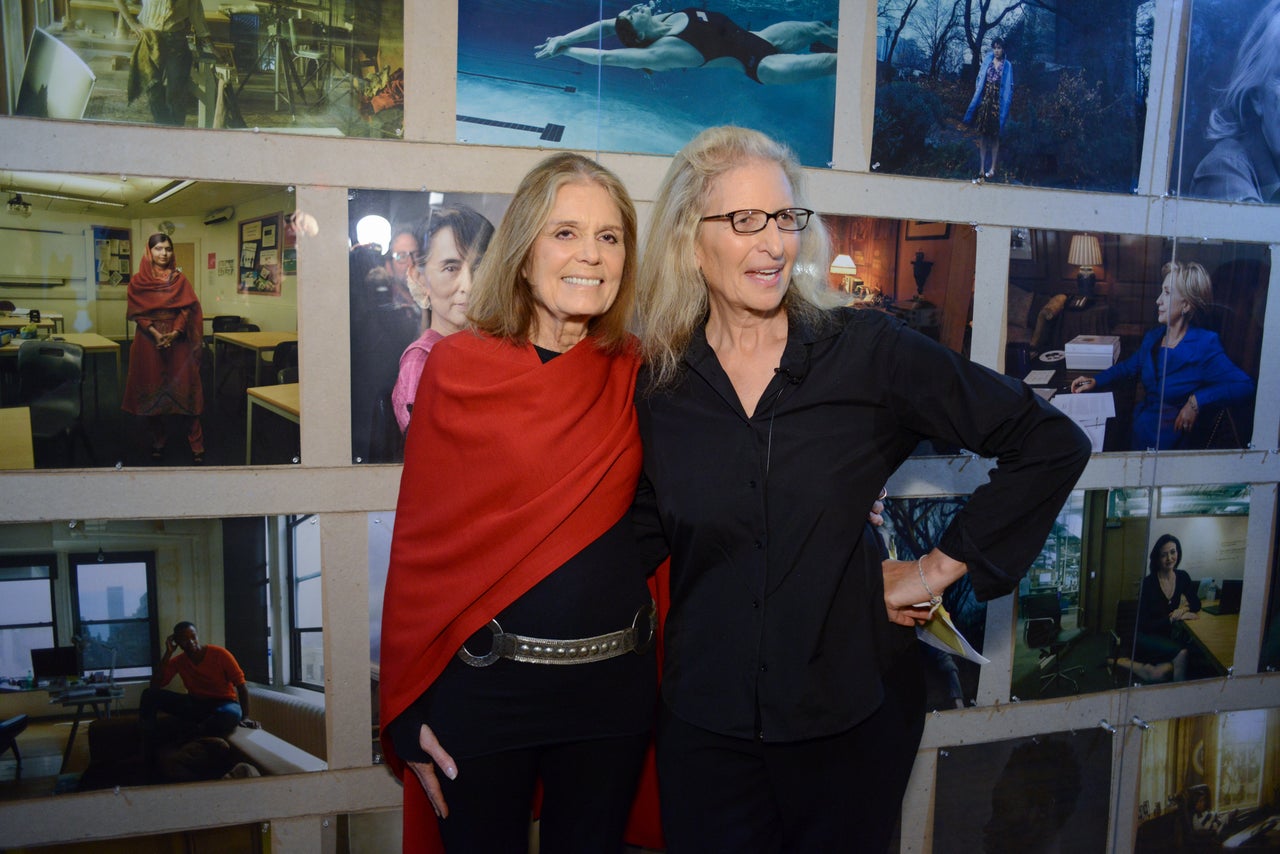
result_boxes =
[632,126,1091,852]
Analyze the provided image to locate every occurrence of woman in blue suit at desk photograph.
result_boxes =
[1070,261,1254,451]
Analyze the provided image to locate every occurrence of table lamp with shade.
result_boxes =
[1068,234,1102,297]
[830,254,858,293]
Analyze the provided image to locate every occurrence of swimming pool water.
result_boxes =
[457,1,839,166]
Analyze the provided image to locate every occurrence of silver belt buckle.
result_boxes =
[457,620,504,667]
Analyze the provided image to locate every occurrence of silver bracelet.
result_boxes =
[917,558,942,607]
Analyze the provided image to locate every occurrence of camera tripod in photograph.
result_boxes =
[235,0,310,114]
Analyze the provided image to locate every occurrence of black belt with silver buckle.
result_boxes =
[456,602,657,667]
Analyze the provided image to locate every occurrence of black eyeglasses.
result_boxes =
[699,208,814,234]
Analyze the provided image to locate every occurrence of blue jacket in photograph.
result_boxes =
[964,52,1014,131]
[1090,325,1255,450]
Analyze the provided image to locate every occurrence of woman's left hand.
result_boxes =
[882,559,937,626]
[1175,395,1199,432]
[882,550,969,627]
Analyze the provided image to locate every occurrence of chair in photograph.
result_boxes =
[18,339,94,466]
[0,714,29,779]
[1022,591,1085,695]
[286,17,330,103]
[267,339,298,385]
[209,314,243,392]
[1108,598,1151,687]
[217,322,260,404]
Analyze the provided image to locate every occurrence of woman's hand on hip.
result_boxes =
[882,549,968,627]
[405,723,458,819]
[882,560,941,627]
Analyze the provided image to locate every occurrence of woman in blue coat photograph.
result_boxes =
[964,37,1014,180]
[1070,261,1255,450]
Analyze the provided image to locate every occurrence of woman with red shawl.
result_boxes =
[379,153,661,852]
[122,233,205,463]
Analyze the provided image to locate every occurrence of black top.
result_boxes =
[387,345,656,762]
[1137,568,1202,637]
[633,307,1090,742]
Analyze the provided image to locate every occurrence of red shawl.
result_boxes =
[126,252,203,344]
[379,330,645,848]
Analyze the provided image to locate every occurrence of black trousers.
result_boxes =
[434,732,649,854]
[657,654,925,854]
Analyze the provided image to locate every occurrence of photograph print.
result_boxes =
[872,0,1154,192]
[1005,231,1268,453]
[933,728,1113,854]
[456,1,839,167]
[1172,0,1280,204]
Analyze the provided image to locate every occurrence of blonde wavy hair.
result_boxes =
[468,152,638,352]
[635,126,835,389]
[1163,260,1214,328]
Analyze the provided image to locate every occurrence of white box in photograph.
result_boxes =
[1065,334,1120,370]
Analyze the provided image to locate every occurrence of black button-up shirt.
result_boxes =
[634,307,1090,742]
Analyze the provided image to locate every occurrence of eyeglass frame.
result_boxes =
[389,250,415,262]
[698,207,815,234]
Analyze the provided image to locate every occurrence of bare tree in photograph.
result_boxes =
[881,0,924,68]
[912,0,966,79]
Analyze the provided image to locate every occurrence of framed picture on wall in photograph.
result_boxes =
[905,220,951,241]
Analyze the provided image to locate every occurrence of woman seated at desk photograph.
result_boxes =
[1070,261,1254,451]
[1113,534,1200,683]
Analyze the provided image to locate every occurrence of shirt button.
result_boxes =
[753,540,763,549]
[752,599,760,609]
[759,664,768,672]
[748,480,757,488]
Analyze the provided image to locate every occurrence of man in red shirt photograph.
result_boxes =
[141,621,259,738]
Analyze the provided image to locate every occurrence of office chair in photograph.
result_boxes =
[286,17,330,103]
[0,714,29,779]
[267,339,298,385]
[18,339,94,466]
[1022,591,1086,695]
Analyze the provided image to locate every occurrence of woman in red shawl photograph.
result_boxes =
[122,232,206,463]
[379,152,658,853]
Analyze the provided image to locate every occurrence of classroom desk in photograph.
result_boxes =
[214,331,298,388]
[0,318,57,334]
[245,382,299,464]
[1184,604,1239,675]
[0,407,35,469]
[0,333,121,416]
[1,312,64,333]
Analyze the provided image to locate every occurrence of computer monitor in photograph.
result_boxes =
[30,645,80,687]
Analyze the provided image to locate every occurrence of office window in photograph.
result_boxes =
[69,551,157,680]
[0,555,57,684]
[289,515,322,690]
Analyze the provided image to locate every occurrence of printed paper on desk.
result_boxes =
[1048,392,1115,452]
[917,603,990,665]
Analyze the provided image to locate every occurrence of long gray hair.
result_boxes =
[635,126,835,390]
